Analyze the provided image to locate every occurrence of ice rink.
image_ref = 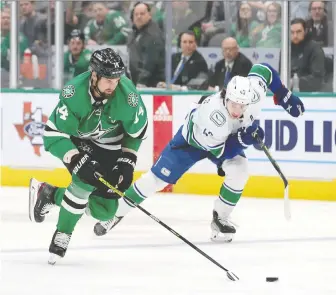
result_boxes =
[1,186,336,295]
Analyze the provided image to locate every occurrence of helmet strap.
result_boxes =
[90,76,105,100]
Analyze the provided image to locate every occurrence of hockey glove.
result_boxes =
[273,86,305,117]
[68,152,105,187]
[238,124,265,146]
[108,152,137,192]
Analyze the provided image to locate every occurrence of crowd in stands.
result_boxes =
[0,1,335,92]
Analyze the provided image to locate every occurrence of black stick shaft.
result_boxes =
[256,137,288,187]
[96,175,237,277]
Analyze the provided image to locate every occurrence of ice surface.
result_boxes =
[1,187,336,295]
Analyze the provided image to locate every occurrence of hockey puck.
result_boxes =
[266,277,279,282]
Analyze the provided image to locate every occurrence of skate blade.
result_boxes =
[48,254,61,265]
[211,231,234,243]
[28,178,39,222]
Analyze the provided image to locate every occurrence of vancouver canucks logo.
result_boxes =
[78,121,118,140]
[127,92,139,107]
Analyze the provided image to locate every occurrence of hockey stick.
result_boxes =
[94,172,239,281]
[255,136,291,220]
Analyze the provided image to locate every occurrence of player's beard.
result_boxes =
[91,79,114,100]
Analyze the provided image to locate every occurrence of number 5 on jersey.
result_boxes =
[57,105,68,120]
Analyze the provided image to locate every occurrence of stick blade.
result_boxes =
[227,271,239,281]
[284,185,291,221]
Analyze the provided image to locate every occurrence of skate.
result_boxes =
[29,178,56,223]
[93,216,123,236]
[48,230,72,265]
[210,211,236,242]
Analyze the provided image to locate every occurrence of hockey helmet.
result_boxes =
[90,48,125,79]
[225,76,253,105]
[68,29,85,43]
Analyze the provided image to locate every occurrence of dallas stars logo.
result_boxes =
[78,121,118,140]
[128,92,139,107]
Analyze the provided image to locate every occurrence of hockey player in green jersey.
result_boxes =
[63,29,92,83]
[29,48,148,264]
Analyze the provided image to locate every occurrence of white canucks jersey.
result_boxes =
[181,76,267,158]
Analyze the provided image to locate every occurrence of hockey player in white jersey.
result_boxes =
[94,63,305,241]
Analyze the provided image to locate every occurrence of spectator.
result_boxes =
[230,2,259,48]
[157,31,209,90]
[66,2,94,33]
[291,18,325,92]
[247,1,281,22]
[151,1,165,31]
[251,2,282,48]
[1,8,28,71]
[128,2,165,87]
[171,1,199,45]
[48,0,76,45]
[84,2,129,45]
[306,1,329,46]
[208,37,252,90]
[19,0,47,56]
[63,29,92,83]
[200,1,239,46]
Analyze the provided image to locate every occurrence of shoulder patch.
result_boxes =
[62,85,75,98]
[127,92,139,107]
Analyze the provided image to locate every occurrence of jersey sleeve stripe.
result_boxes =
[127,119,148,138]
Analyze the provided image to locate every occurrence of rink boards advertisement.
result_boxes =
[0,90,335,200]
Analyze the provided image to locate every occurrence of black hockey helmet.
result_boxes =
[68,29,85,43]
[89,48,125,79]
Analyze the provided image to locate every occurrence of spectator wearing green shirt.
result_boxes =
[1,8,28,71]
[64,29,91,83]
[251,2,282,48]
[84,2,129,45]
[230,2,259,48]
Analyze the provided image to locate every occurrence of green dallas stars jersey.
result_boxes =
[84,10,129,45]
[63,49,92,83]
[43,71,148,162]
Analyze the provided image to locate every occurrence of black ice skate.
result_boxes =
[29,178,56,223]
[211,211,236,242]
[48,230,72,265]
[93,216,123,236]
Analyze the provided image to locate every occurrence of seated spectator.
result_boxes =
[48,0,76,45]
[251,2,282,48]
[128,2,165,87]
[200,1,238,46]
[74,2,94,32]
[306,1,329,47]
[230,2,259,48]
[208,37,252,90]
[84,2,129,45]
[171,0,199,45]
[151,1,165,31]
[64,30,92,83]
[19,0,47,57]
[291,18,325,92]
[157,31,209,90]
[200,1,225,46]
[1,7,28,71]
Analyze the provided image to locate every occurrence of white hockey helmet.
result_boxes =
[225,76,253,105]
